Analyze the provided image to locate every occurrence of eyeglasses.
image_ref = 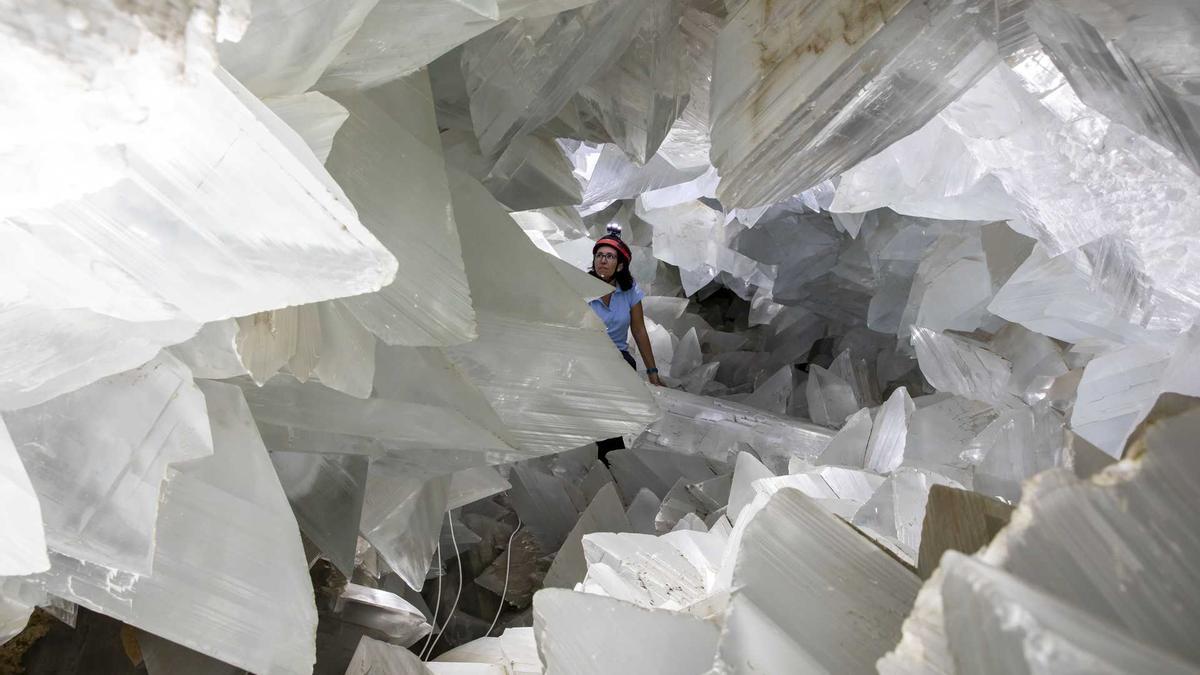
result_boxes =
[594,252,619,262]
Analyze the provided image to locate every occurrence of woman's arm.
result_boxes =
[629,301,663,386]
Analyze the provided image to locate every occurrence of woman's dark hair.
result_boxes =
[589,266,635,291]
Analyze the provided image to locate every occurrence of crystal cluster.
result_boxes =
[2,0,1199,673]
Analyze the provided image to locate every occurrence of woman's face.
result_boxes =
[593,245,621,281]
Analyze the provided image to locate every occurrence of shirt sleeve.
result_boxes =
[629,282,645,306]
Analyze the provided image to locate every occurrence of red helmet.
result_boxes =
[593,224,631,264]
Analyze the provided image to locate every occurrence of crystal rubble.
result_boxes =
[19,381,316,674]
[709,0,999,208]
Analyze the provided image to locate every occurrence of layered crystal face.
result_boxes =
[3,0,1199,672]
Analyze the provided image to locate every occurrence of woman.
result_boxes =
[588,225,663,386]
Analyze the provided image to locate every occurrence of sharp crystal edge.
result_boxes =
[881,394,1200,673]
[713,488,921,674]
[463,0,649,159]
[710,0,999,208]
[3,352,212,576]
[316,0,603,93]
[575,0,691,164]
[22,381,317,674]
[0,416,48,576]
[324,73,478,347]
[6,0,1200,668]
[533,588,719,675]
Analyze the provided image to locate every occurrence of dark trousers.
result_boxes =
[597,350,637,465]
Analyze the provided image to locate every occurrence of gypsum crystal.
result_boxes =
[23,381,317,674]
[712,487,921,673]
[543,482,631,589]
[709,0,998,208]
[534,588,718,675]
[443,169,660,454]
[324,76,478,347]
[0,415,48,576]
[634,387,833,472]
[881,394,1200,672]
[0,64,396,409]
[3,352,212,576]
[462,0,648,159]
[575,0,691,164]
[270,450,368,577]
[316,0,602,93]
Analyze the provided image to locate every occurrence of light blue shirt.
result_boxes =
[588,282,644,352]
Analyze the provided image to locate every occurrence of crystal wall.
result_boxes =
[2,0,1198,673]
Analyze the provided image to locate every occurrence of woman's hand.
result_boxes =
[648,372,663,387]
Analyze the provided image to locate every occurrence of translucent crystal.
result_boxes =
[463,1,649,158]
[815,407,873,468]
[575,0,690,163]
[325,79,477,347]
[345,635,432,674]
[4,352,211,575]
[709,0,998,207]
[580,532,708,610]
[972,403,1066,503]
[217,0,376,97]
[713,488,921,673]
[25,381,317,674]
[636,200,761,296]
[806,365,860,428]
[359,464,449,590]
[335,583,432,647]
[912,327,1013,406]
[263,92,349,163]
[0,417,47,575]
[726,452,774,524]
[864,387,916,473]
[317,1,602,93]
[635,387,833,471]
[577,143,709,208]
[852,467,962,562]
[941,551,1198,675]
[509,464,581,554]
[625,488,663,536]
[270,451,368,577]
[534,588,719,674]
[544,482,630,589]
[444,170,660,453]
